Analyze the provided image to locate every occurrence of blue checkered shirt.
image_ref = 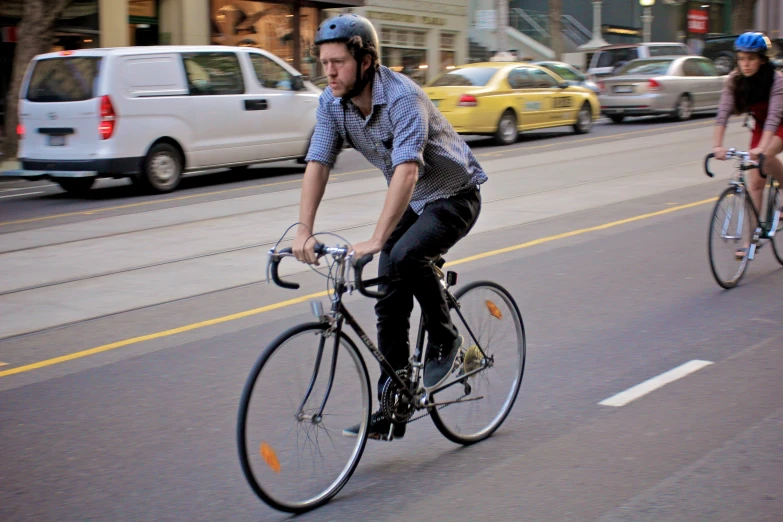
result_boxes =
[305,66,488,214]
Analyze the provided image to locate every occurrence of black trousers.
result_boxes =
[374,187,481,395]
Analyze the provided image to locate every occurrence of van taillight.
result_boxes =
[16,123,24,140]
[99,95,116,140]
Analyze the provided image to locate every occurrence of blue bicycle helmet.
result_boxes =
[734,32,770,54]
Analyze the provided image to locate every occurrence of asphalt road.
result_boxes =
[2,113,782,522]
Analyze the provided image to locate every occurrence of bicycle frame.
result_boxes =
[706,150,783,260]
[291,252,490,421]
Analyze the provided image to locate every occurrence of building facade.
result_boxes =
[346,0,469,85]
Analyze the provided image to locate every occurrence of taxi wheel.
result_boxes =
[495,110,518,146]
[573,103,593,134]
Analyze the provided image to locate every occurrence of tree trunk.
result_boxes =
[2,0,74,160]
[731,0,758,33]
[549,0,563,61]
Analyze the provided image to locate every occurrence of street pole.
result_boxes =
[497,0,508,56]
[642,6,653,43]
[579,0,609,50]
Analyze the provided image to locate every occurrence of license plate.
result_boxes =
[614,85,634,93]
[48,135,66,146]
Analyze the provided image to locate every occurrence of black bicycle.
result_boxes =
[237,240,526,513]
[705,149,783,288]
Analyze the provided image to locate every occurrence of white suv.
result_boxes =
[586,42,689,79]
[8,45,320,194]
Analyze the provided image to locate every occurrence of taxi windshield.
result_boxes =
[428,67,500,87]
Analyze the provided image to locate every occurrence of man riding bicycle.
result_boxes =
[713,32,783,256]
[292,13,488,440]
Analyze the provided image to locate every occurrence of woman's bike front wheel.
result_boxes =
[430,281,526,445]
[708,186,752,289]
[237,323,371,513]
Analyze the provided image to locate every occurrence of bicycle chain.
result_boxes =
[405,393,469,424]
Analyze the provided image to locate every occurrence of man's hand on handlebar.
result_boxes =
[713,146,728,160]
[351,238,383,260]
[293,231,320,266]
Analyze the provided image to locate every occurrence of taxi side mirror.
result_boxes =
[558,81,569,89]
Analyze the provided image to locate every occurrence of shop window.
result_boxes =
[182,52,245,96]
[440,32,456,71]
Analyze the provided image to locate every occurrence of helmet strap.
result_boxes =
[344,51,375,102]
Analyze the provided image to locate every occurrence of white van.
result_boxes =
[8,45,321,194]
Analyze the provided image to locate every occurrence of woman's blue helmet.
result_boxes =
[734,32,770,54]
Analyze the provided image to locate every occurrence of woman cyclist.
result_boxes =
[713,32,783,256]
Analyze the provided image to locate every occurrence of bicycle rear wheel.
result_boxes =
[768,184,783,265]
[708,186,751,289]
[237,323,371,513]
[430,281,526,445]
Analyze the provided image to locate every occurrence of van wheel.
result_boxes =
[494,110,518,145]
[56,178,95,195]
[139,143,182,193]
[573,103,593,134]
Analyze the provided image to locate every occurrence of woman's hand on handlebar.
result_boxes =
[713,146,727,161]
[293,231,320,266]
[750,146,765,162]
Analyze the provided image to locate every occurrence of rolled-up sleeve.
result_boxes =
[389,93,428,170]
[763,72,783,132]
[715,72,737,128]
[305,96,343,168]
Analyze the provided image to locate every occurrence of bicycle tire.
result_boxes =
[768,185,783,265]
[430,281,526,445]
[708,186,751,289]
[237,322,371,513]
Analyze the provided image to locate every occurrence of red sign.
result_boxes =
[688,10,709,34]
[1,26,18,43]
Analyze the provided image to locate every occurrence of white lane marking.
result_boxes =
[0,191,44,199]
[599,360,714,407]
[0,185,51,193]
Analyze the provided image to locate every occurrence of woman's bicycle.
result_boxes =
[237,240,526,513]
[705,149,783,288]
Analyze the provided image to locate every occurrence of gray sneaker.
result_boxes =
[423,335,463,389]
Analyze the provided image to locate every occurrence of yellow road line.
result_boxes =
[0,169,376,227]
[0,196,718,378]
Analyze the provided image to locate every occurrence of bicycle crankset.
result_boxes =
[380,368,414,424]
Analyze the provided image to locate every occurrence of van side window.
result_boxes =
[182,52,244,96]
[250,54,294,91]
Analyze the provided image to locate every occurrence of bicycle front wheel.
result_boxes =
[237,323,371,513]
[708,186,751,289]
[430,281,526,445]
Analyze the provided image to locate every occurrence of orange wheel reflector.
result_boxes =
[260,442,281,473]
[486,300,503,319]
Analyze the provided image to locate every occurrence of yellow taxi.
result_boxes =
[423,62,600,145]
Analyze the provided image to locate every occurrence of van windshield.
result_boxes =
[26,57,102,102]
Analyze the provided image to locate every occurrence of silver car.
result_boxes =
[598,56,727,123]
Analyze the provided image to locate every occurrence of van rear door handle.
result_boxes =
[244,99,268,111]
